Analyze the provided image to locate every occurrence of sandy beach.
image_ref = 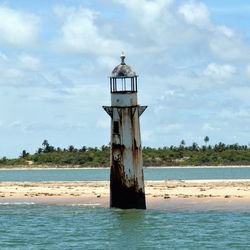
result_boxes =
[0,180,250,210]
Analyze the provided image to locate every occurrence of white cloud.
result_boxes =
[246,65,250,78]
[216,25,234,38]
[115,0,173,24]
[203,63,236,80]
[96,56,117,71]
[157,123,183,133]
[53,6,125,55]
[96,118,109,129]
[2,68,23,79]
[25,121,87,131]
[19,54,41,70]
[202,123,220,131]
[229,87,250,101]
[159,89,185,101]
[141,129,154,141]
[2,1,250,156]
[209,35,250,61]
[0,52,8,61]
[0,6,40,47]
[178,1,210,27]
[115,0,250,63]
[9,120,22,128]
[113,0,186,49]
[219,108,250,120]
[0,63,49,88]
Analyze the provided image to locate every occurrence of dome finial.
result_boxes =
[120,51,126,65]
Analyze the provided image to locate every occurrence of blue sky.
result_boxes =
[1,0,250,157]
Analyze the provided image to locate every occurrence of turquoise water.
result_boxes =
[0,204,249,249]
[1,168,250,249]
[1,167,250,181]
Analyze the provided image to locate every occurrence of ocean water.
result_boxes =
[0,204,249,250]
[1,168,249,249]
[1,167,250,182]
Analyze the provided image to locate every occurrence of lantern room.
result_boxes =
[109,52,138,93]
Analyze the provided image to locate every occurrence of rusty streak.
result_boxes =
[110,143,146,209]
[104,53,147,209]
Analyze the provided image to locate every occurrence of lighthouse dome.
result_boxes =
[111,52,137,78]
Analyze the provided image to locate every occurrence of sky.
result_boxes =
[1,0,250,158]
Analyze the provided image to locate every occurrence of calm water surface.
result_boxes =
[0,204,249,250]
[0,167,250,181]
[1,169,250,249]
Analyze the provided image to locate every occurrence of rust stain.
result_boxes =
[109,111,146,209]
[110,165,146,209]
[104,54,146,209]
[110,140,146,209]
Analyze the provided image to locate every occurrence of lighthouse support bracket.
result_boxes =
[103,106,113,118]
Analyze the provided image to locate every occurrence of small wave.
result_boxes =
[0,202,36,205]
[70,203,101,207]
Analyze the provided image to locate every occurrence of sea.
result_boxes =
[1,167,250,249]
[1,167,250,182]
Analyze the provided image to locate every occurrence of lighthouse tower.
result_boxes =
[103,52,147,209]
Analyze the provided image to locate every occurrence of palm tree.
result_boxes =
[191,142,199,151]
[204,136,209,147]
[179,139,186,150]
[68,145,75,153]
[21,150,29,158]
[42,139,49,148]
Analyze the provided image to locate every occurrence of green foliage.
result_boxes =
[1,139,250,167]
[204,136,209,146]
[20,150,29,158]
[142,142,250,166]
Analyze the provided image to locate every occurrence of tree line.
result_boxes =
[1,137,250,167]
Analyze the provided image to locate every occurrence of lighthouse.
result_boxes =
[103,52,147,209]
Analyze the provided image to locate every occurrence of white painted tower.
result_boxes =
[103,52,147,209]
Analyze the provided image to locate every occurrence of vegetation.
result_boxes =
[1,138,250,167]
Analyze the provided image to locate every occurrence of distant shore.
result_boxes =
[0,180,250,210]
[1,165,250,170]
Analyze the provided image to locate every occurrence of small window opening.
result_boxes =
[113,121,119,134]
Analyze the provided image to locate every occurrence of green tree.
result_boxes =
[42,139,49,148]
[68,145,76,153]
[191,142,199,151]
[204,136,209,147]
[37,148,43,154]
[20,150,29,158]
[42,139,55,153]
[80,146,87,152]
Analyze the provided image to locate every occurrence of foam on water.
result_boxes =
[70,203,102,207]
[0,202,36,205]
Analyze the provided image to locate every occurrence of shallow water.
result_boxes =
[0,204,249,249]
[0,167,250,182]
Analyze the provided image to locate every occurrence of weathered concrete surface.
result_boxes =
[104,105,146,209]
[103,54,147,209]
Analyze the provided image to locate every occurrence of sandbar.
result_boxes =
[0,180,250,211]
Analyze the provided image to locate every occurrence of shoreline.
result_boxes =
[1,165,250,170]
[1,180,250,211]
[1,196,249,211]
